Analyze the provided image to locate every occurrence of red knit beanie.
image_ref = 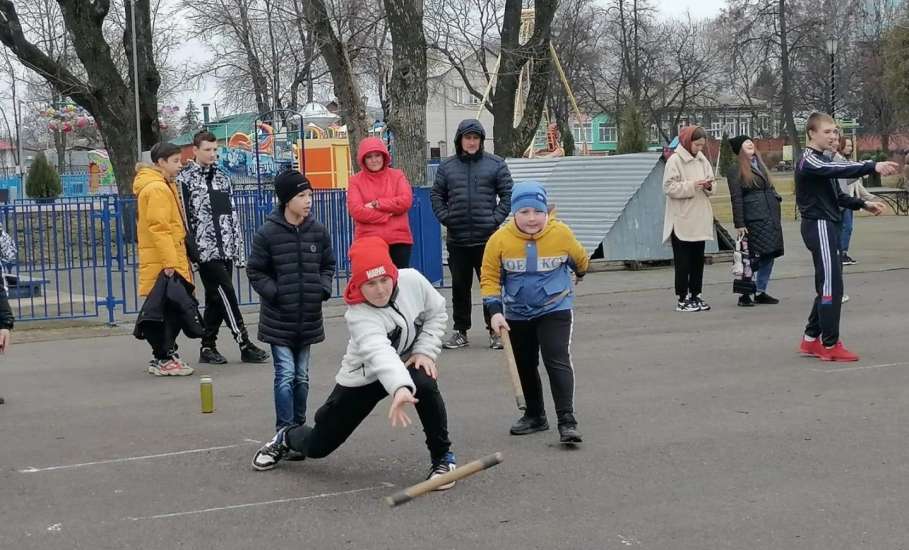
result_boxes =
[344,236,399,305]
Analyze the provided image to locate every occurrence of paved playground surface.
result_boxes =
[2,216,908,549]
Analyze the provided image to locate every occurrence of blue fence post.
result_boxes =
[95,195,122,325]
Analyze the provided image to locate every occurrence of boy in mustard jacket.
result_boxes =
[134,142,195,376]
[481,181,589,444]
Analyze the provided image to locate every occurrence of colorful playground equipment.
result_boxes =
[215,104,352,189]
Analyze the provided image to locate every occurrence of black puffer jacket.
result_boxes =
[727,163,784,260]
[430,119,513,246]
[246,207,336,347]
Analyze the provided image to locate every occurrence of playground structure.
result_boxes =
[473,9,585,158]
[216,103,352,189]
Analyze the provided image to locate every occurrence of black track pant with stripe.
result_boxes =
[198,260,249,348]
[801,218,844,347]
[508,309,577,423]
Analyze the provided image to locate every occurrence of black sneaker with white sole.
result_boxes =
[676,299,700,312]
[488,332,503,350]
[427,451,457,490]
[252,427,292,471]
[443,331,469,349]
[693,295,711,311]
[199,347,228,364]
[842,253,857,265]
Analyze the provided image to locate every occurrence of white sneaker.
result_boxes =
[147,358,194,376]
[842,294,850,304]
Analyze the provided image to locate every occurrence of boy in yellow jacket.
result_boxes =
[481,181,589,444]
[134,142,194,376]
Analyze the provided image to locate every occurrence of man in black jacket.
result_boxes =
[177,130,269,365]
[0,276,13,405]
[431,119,513,350]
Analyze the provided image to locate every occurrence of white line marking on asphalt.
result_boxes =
[809,361,909,373]
[127,483,396,521]
[18,442,258,473]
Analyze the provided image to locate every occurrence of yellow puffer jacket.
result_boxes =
[133,163,192,296]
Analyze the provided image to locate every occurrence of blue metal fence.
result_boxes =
[0,188,443,323]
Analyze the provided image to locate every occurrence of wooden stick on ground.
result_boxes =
[385,452,504,507]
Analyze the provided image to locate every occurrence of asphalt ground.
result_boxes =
[2,216,908,549]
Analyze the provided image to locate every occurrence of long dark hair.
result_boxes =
[737,147,770,189]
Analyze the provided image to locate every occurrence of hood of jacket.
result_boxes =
[133,163,170,195]
[356,137,392,172]
[454,119,486,159]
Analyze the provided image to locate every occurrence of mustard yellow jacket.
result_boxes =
[133,164,192,296]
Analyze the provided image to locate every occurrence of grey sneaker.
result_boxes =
[489,332,503,350]
[676,298,700,312]
[443,331,469,349]
[252,427,292,471]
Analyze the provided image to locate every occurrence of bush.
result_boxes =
[25,153,63,199]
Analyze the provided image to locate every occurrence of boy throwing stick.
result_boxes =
[252,237,458,489]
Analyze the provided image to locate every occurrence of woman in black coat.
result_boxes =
[726,135,784,307]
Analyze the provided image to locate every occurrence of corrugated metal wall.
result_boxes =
[507,153,718,262]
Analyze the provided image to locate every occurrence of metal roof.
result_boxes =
[506,153,662,255]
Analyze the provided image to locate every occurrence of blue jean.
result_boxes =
[271,344,311,430]
[755,258,775,293]
[840,208,854,252]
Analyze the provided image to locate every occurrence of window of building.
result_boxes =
[710,122,722,139]
[599,125,617,143]
[573,121,592,143]
[739,118,751,136]
[450,87,464,104]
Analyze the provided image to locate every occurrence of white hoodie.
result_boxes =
[335,269,448,396]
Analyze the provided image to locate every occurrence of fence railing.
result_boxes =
[0,188,443,323]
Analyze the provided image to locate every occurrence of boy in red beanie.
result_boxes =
[252,237,458,488]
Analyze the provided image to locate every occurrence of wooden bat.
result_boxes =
[499,330,526,411]
[385,452,504,507]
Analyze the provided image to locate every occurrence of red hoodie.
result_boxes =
[346,137,414,245]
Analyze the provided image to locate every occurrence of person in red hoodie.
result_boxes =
[346,137,414,268]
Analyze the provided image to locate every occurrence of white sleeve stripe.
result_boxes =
[803,154,865,170]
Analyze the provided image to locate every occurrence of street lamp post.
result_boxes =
[825,38,838,118]
[129,0,142,159]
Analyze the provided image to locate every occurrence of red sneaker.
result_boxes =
[818,342,860,362]
[799,337,823,357]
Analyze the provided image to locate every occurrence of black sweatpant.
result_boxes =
[388,244,412,269]
[670,232,706,300]
[197,260,248,348]
[508,309,576,424]
[284,365,452,463]
[144,307,183,360]
[801,218,844,347]
[447,243,490,333]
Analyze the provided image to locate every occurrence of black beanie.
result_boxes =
[274,169,312,205]
[729,135,751,156]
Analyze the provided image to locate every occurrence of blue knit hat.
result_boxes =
[510,181,548,214]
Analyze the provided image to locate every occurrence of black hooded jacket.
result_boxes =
[246,207,336,348]
[430,119,513,247]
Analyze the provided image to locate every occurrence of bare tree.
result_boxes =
[0,0,163,194]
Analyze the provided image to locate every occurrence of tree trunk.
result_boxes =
[383,0,427,186]
[881,132,890,156]
[305,0,370,165]
[778,0,800,160]
[491,0,557,157]
[0,0,161,196]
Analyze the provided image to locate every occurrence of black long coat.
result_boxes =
[726,163,784,261]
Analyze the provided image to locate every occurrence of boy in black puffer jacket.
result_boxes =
[247,170,336,432]
[0,273,13,405]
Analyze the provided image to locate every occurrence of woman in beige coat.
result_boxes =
[663,126,716,312]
